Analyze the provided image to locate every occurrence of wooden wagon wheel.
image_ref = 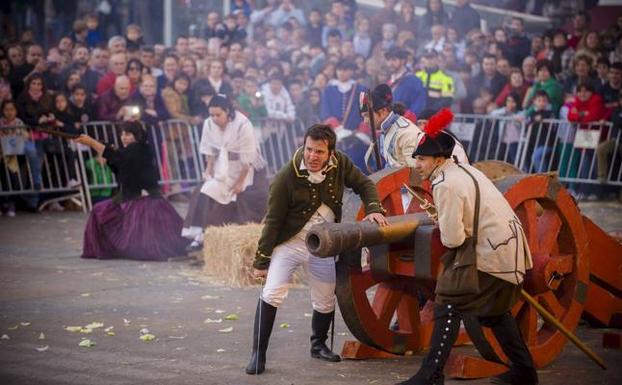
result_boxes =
[336,167,443,354]
[446,173,590,378]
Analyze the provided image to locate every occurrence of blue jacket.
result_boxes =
[391,74,426,117]
[320,83,367,130]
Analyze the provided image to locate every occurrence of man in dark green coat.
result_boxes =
[245,124,387,375]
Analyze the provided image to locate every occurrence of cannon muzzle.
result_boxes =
[306,213,432,257]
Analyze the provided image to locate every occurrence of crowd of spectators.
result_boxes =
[2,0,622,216]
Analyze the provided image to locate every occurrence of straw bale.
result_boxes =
[202,223,305,287]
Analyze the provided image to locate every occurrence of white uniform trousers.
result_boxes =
[261,235,336,314]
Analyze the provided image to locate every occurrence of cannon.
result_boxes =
[305,162,622,379]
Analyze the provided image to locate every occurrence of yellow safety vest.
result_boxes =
[416,69,454,99]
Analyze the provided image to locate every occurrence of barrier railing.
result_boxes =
[3,115,620,213]
[451,114,620,186]
[0,126,86,211]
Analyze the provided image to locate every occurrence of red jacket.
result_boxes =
[96,72,117,96]
[567,93,607,123]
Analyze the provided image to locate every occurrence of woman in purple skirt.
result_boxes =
[75,121,189,260]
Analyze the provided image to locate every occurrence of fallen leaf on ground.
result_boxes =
[168,335,187,339]
[139,328,150,334]
[224,314,240,321]
[38,333,45,340]
[65,326,83,333]
[1,334,9,340]
[104,326,114,332]
[106,331,116,336]
[216,348,225,352]
[20,322,31,327]
[214,309,225,314]
[78,339,95,347]
[123,318,131,325]
[7,325,18,330]
[139,334,155,342]
[85,322,104,329]
[79,328,93,334]
[35,345,49,352]
[279,323,290,328]
[80,293,91,297]
[218,327,233,333]
[204,318,222,324]
[201,295,220,300]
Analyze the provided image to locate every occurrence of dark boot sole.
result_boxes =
[310,351,341,362]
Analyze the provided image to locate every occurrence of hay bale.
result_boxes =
[202,223,305,287]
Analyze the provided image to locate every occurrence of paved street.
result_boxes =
[0,201,621,385]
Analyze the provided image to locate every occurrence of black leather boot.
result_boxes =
[483,313,538,385]
[396,304,461,385]
[245,299,277,375]
[310,310,341,362]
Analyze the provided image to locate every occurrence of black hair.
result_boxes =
[533,90,550,100]
[612,62,622,71]
[119,120,147,143]
[194,81,216,97]
[327,29,342,38]
[392,102,407,116]
[208,94,236,120]
[140,45,155,53]
[535,59,553,73]
[596,57,610,67]
[482,54,497,63]
[577,82,595,93]
[303,124,337,153]
[71,83,87,93]
[506,92,521,104]
[1,99,17,112]
[126,58,144,73]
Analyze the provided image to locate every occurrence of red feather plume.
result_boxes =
[423,108,454,138]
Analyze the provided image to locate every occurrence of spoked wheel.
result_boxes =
[447,174,589,378]
[336,167,443,354]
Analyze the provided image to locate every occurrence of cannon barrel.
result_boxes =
[306,213,433,257]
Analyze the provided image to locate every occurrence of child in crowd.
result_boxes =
[125,24,145,51]
[490,92,523,164]
[525,90,557,172]
[0,100,27,216]
[70,84,94,125]
[85,14,103,48]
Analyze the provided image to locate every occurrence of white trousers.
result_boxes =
[261,235,336,314]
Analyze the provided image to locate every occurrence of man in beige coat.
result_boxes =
[396,130,537,385]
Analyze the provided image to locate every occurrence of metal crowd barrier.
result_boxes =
[451,114,621,186]
[74,118,304,210]
[0,126,86,211]
[4,115,619,213]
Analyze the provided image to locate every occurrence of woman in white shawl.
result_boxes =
[182,95,268,251]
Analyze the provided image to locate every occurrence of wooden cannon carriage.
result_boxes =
[305,162,622,378]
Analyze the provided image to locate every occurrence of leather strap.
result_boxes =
[456,163,480,245]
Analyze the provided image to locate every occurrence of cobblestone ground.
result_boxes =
[0,200,620,385]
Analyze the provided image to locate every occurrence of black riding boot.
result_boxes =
[483,312,538,385]
[310,310,341,362]
[396,304,461,385]
[245,299,277,375]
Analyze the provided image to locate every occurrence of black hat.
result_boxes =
[359,84,393,113]
[412,131,456,158]
[336,60,356,71]
[385,47,409,60]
